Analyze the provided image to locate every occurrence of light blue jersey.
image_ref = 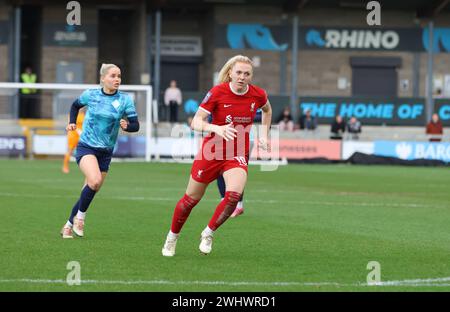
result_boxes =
[77,88,137,150]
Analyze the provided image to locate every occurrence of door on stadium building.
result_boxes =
[160,62,199,92]
[351,57,401,97]
[20,5,42,118]
[98,9,133,84]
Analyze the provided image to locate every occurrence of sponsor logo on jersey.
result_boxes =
[233,116,252,123]
[201,92,212,104]
[225,115,233,123]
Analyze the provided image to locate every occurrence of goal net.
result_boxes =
[0,82,154,161]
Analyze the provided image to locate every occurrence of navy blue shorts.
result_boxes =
[75,143,113,172]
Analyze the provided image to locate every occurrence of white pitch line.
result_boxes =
[0,192,436,209]
[1,278,450,288]
[373,276,450,286]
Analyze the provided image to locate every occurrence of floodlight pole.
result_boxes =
[12,7,21,118]
[426,20,434,125]
[154,10,161,118]
[13,7,21,83]
[290,14,299,119]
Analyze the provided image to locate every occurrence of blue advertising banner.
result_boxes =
[215,24,290,51]
[179,93,449,126]
[299,97,427,126]
[435,100,450,125]
[216,24,450,52]
[43,24,98,47]
[374,140,450,162]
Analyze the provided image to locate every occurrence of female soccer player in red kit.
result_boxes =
[162,55,272,256]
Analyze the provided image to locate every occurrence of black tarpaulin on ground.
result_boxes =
[346,152,449,166]
[287,152,449,166]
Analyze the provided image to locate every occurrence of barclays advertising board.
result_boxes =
[374,141,450,162]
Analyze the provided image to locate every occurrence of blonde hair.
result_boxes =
[217,55,253,84]
[99,63,120,86]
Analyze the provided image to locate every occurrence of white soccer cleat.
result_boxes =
[162,235,178,257]
[60,225,73,239]
[199,234,214,255]
[73,217,84,237]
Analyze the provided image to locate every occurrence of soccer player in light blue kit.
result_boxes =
[61,64,139,239]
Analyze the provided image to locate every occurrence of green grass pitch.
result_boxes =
[0,159,449,291]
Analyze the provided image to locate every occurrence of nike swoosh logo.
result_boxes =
[224,105,232,107]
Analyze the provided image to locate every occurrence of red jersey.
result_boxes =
[198,82,267,160]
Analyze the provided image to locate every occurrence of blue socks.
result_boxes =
[68,185,97,224]
[217,175,226,198]
[69,199,80,224]
[79,185,96,212]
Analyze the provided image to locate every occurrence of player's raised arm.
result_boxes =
[191,109,237,141]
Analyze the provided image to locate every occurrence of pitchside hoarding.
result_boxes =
[0,136,26,157]
[374,141,450,162]
[253,139,341,160]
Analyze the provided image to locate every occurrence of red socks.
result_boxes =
[208,191,241,231]
[170,191,241,234]
[170,194,200,234]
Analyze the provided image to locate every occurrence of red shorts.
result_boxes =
[191,156,249,184]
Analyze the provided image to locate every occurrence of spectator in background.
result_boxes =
[426,113,443,142]
[299,108,317,130]
[434,88,444,99]
[20,65,38,118]
[330,115,346,140]
[164,80,182,123]
[277,106,294,131]
[346,116,362,140]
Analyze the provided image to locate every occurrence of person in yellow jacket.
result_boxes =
[62,108,86,173]
[20,66,38,117]
[20,66,37,94]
